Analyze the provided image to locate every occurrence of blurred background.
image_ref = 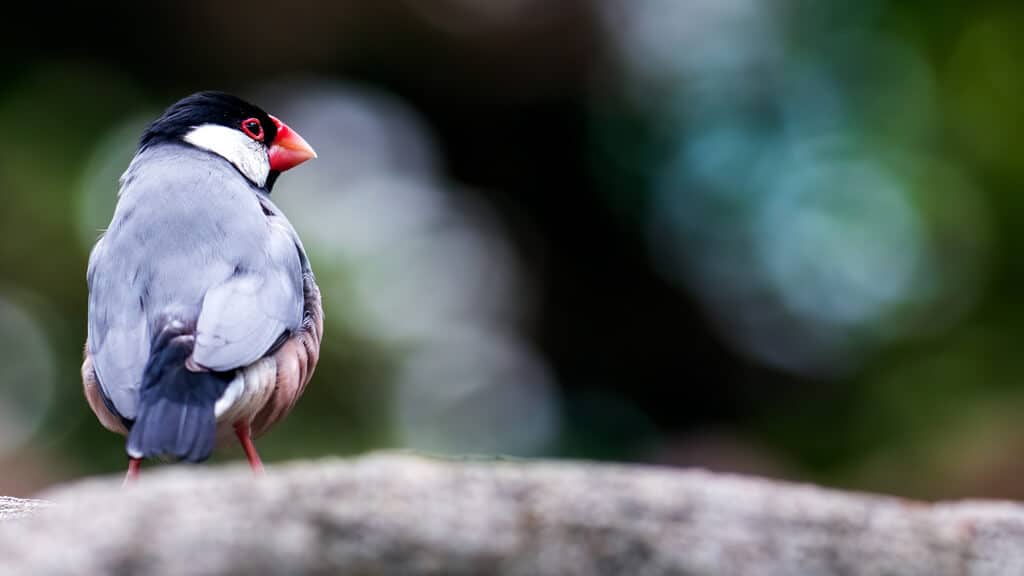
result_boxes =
[1,0,1022,500]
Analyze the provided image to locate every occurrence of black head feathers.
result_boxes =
[139,91,278,151]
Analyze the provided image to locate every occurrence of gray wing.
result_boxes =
[87,235,150,420]
[192,204,305,372]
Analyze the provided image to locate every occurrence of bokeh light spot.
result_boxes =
[0,294,56,457]
[395,330,560,456]
[755,156,925,328]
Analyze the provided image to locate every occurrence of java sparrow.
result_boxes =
[81,92,323,481]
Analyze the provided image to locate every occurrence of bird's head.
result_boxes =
[139,91,317,191]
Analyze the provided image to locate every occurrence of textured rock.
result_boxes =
[2,453,1024,575]
[0,496,49,521]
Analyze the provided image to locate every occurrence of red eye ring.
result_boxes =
[241,117,264,141]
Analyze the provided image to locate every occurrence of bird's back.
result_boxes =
[87,144,302,421]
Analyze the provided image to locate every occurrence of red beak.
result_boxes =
[268,115,317,172]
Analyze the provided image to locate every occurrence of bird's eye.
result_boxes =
[241,118,264,141]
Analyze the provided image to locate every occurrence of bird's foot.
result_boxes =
[234,421,264,474]
[123,458,142,487]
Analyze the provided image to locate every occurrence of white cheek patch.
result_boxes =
[184,124,270,187]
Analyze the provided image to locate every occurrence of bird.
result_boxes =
[81,91,323,482]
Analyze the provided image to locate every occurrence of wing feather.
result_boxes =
[192,214,304,371]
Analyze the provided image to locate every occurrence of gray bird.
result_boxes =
[81,92,323,481]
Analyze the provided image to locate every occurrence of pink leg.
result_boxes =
[123,457,142,486]
[235,421,264,474]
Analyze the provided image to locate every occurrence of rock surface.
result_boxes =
[2,453,1024,575]
[0,496,48,521]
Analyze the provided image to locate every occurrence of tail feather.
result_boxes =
[127,324,232,462]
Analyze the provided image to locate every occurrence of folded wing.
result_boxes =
[193,218,304,371]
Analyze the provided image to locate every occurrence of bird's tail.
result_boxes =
[126,323,232,462]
